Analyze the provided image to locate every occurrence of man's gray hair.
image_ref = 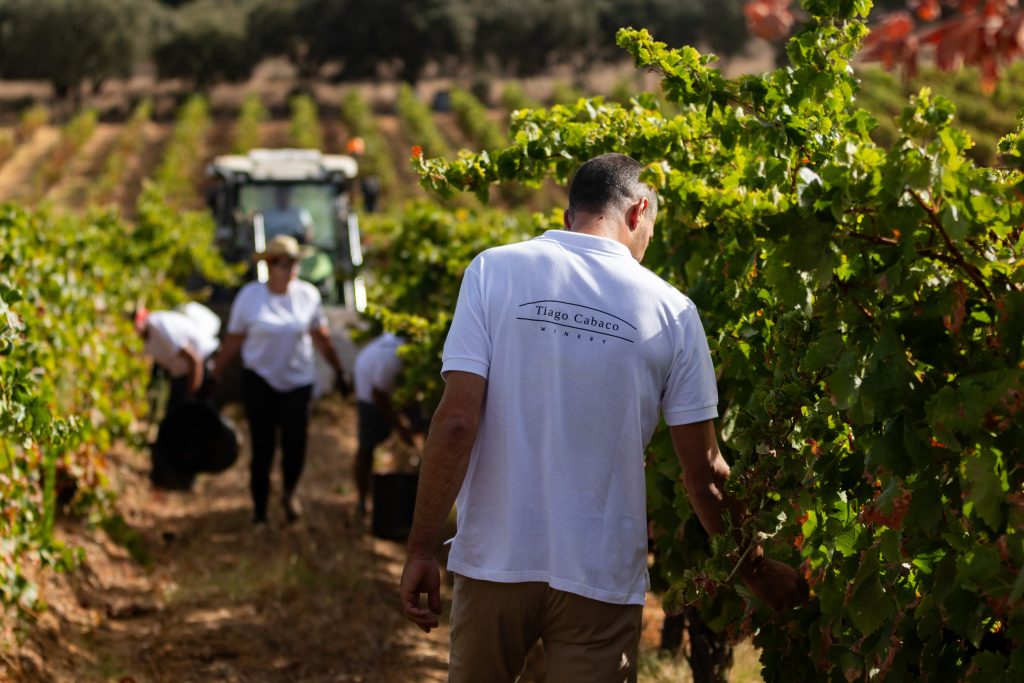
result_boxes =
[567,153,658,217]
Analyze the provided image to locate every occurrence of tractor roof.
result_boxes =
[206,148,358,183]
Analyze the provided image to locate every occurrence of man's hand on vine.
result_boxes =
[740,556,809,612]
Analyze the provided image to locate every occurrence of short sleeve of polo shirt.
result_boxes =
[226,284,255,335]
[441,256,491,379]
[661,307,719,426]
[308,291,327,331]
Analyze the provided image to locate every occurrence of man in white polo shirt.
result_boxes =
[399,153,806,682]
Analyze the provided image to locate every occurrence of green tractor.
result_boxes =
[205,148,366,314]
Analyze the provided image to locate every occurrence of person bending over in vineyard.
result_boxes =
[211,235,347,527]
[399,153,807,682]
[136,301,221,413]
[352,332,420,519]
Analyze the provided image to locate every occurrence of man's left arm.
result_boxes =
[670,420,808,612]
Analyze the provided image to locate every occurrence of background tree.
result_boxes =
[469,0,601,76]
[0,0,156,98]
[152,0,257,89]
[247,0,328,86]
[325,0,476,83]
[248,0,476,84]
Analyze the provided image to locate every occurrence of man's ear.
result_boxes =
[627,197,649,231]
[563,208,573,230]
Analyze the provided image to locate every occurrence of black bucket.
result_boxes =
[151,401,240,490]
[371,472,418,540]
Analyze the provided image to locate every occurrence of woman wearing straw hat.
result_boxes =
[211,234,347,526]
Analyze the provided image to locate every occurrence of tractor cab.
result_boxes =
[205,149,366,312]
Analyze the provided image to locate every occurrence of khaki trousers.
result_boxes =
[448,575,643,683]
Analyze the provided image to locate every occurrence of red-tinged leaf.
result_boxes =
[914,0,942,22]
[1001,13,1024,53]
[983,0,1004,19]
[841,650,863,682]
[943,282,968,334]
[981,56,999,93]
[878,12,916,41]
[744,1,795,41]
[875,634,905,678]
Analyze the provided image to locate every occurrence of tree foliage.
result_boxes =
[0,0,154,97]
[0,0,759,91]
[152,0,256,87]
[390,1,1023,679]
[248,0,476,84]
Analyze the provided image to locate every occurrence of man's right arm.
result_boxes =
[399,370,486,632]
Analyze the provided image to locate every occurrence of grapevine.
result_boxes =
[339,89,399,201]
[232,93,267,154]
[289,93,323,150]
[403,2,1024,679]
[0,200,232,618]
[396,83,452,159]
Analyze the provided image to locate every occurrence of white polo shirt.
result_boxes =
[441,229,718,605]
[227,280,327,392]
[145,308,220,377]
[354,333,405,403]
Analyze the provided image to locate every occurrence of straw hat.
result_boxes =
[256,234,311,261]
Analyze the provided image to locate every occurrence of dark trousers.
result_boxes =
[241,369,313,522]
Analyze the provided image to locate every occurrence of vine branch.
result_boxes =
[908,189,997,300]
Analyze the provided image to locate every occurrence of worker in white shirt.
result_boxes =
[353,332,417,518]
[136,301,221,412]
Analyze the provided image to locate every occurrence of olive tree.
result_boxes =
[0,0,156,98]
[152,0,257,88]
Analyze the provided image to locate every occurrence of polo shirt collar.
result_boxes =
[538,229,633,258]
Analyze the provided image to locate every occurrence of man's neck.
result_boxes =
[568,212,621,239]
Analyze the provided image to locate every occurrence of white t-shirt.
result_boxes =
[227,280,327,392]
[145,307,220,377]
[354,333,405,403]
[441,230,719,605]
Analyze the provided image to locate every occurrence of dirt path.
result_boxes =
[1,394,761,683]
[7,398,452,683]
[0,126,59,202]
[431,113,473,154]
[261,120,292,149]
[119,122,171,219]
[44,123,120,210]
